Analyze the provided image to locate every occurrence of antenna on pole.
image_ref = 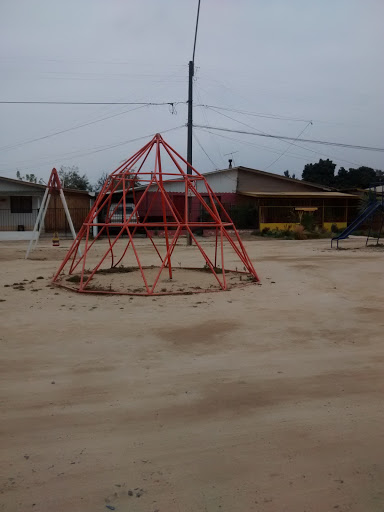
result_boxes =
[186,0,201,245]
[224,150,239,168]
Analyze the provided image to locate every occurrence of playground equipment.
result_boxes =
[25,168,78,258]
[331,182,384,248]
[52,133,259,295]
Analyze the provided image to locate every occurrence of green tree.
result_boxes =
[335,166,349,188]
[92,170,141,193]
[16,171,44,184]
[93,172,109,192]
[335,166,377,189]
[58,166,90,190]
[284,170,296,179]
[302,159,336,186]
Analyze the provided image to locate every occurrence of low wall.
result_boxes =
[260,222,348,232]
[0,231,38,241]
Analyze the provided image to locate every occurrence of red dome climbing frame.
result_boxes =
[53,133,259,295]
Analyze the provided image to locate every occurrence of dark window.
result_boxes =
[10,196,32,213]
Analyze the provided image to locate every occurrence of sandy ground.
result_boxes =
[0,236,384,512]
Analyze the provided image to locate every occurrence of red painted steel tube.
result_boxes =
[79,226,91,291]
[110,138,154,177]
[184,178,188,224]
[68,237,83,274]
[161,138,205,178]
[220,227,227,289]
[150,227,181,293]
[69,224,108,274]
[82,222,233,228]
[214,228,218,268]
[55,277,257,296]
[186,226,225,289]
[93,142,154,221]
[53,133,259,294]
[222,229,259,280]
[143,227,164,263]
[156,136,172,279]
[125,226,150,293]
[82,225,128,288]
[161,142,220,223]
[112,187,161,268]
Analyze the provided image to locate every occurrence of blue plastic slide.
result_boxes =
[331,202,383,248]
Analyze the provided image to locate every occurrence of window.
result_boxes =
[10,196,32,213]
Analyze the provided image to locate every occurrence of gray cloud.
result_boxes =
[0,0,383,185]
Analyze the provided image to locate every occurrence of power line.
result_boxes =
[204,105,325,161]
[0,56,184,66]
[0,105,146,152]
[0,101,183,153]
[264,122,313,170]
[195,84,226,167]
[196,127,365,169]
[83,125,184,157]
[2,75,188,84]
[196,104,312,123]
[1,125,186,174]
[205,105,268,135]
[195,124,384,153]
[193,132,218,169]
[0,100,185,106]
[193,78,363,166]
[56,125,185,159]
[197,127,311,161]
[203,106,362,167]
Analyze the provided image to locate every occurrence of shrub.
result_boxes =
[331,223,339,233]
[301,213,315,232]
[268,228,295,239]
[270,229,283,238]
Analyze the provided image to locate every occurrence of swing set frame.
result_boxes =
[25,168,79,259]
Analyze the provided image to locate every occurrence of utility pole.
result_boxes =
[186,0,201,246]
[186,60,194,245]
[187,60,194,174]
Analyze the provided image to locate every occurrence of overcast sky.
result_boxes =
[0,0,383,185]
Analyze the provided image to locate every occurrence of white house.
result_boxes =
[0,176,94,241]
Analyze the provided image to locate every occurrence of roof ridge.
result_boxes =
[0,175,93,194]
[200,166,334,191]
[236,166,334,191]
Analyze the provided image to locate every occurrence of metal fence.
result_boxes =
[259,204,361,227]
[0,208,90,234]
[0,203,362,234]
